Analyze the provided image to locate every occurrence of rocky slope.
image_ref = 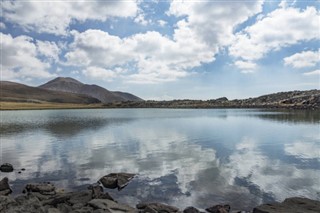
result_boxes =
[103,90,320,109]
[39,77,143,103]
[0,81,100,104]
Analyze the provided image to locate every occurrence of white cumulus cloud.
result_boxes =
[284,50,319,68]
[229,5,319,70]
[1,0,138,35]
[1,33,56,81]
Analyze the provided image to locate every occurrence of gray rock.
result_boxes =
[41,192,73,206]
[69,190,93,205]
[183,206,201,213]
[88,199,135,212]
[0,177,12,195]
[88,184,104,199]
[99,173,135,190]
[25,182,56,195]
[205,204,230,213]
[0,195,18,211]
[253,197,320,213]
[137,202,179,212]
[57,203,73,213]
[99,192,115,201]
[0,163,14,172]
[72,206,94,213]
[47,208,62,213]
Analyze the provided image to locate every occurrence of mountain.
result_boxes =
[39,77,143,103]
[0,81,100,104]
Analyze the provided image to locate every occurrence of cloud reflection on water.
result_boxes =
[0,109,319,210]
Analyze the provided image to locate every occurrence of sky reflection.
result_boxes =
[0,109,319,210]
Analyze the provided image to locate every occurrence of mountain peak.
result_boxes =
[49,77,83,85]
[39,77,143,103]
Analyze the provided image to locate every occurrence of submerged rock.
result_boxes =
[24,182,56,195]
[206,204,230,213]
[99,173,135,190]
[137,202,179,213]
[0,163,14,172]
[0,177,12,196]
[253,197,320,213]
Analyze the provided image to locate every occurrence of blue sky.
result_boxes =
[1,0,319,100]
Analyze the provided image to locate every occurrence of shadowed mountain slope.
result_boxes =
[0,81,100,104]
[39,77,143,103]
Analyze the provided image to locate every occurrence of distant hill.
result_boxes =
[103,90,320,110]
[0,81,100,104]
[39,77,143,103]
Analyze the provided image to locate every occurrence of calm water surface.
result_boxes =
[0,109,319,210]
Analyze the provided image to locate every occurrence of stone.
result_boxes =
[137,202,179,212]
[253,197,320,213]
[99,174,118,189]
[47,207,62,213]
[88,183,104,199]
[57,203,73,213]
[68,190,93,205]
[99,192,115,201]
[0,195,18,211]
[25,182,56,195]
[206,204,230,213]
[0,163,14,172]
[72,206,94,213]
[117,173,136,189]
[88,199,135,212]
[99,173,135,190]
[0,177,12,195]
[184,206,201,213]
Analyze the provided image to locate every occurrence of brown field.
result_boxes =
[0,101,104,110]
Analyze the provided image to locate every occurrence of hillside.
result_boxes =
[103,90,320,109]
[0,81,100,104]
[39,77,143,103]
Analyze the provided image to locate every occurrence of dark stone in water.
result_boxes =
[24,182,56,195]
[253,197,320,213]
[99,173,135,190]
[206,204,231,213]
[0,177,12,196]
[0,163,14,172]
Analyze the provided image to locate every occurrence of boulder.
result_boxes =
[68,190,93,205]
[184,206,202,213]
[88,183,104,199]
[99,173,135,190]
[24,182,56,195]
[0,177,12,195]
[253,197,320,213]
[88,199,135,212]
[206,204,230,213]
[137,202,179,213]
[0,163,14,172]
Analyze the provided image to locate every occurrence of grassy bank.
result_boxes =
[0,101,103,110]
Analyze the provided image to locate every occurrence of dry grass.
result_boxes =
[0,101,104,110]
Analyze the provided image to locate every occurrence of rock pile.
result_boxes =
[0,174,320,213]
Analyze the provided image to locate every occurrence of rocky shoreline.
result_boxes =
[103,90,320,110]
[1,163,320,213]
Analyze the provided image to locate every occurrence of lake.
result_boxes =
[0,109,319,210]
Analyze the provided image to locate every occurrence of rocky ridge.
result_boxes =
[103,90,320,109]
